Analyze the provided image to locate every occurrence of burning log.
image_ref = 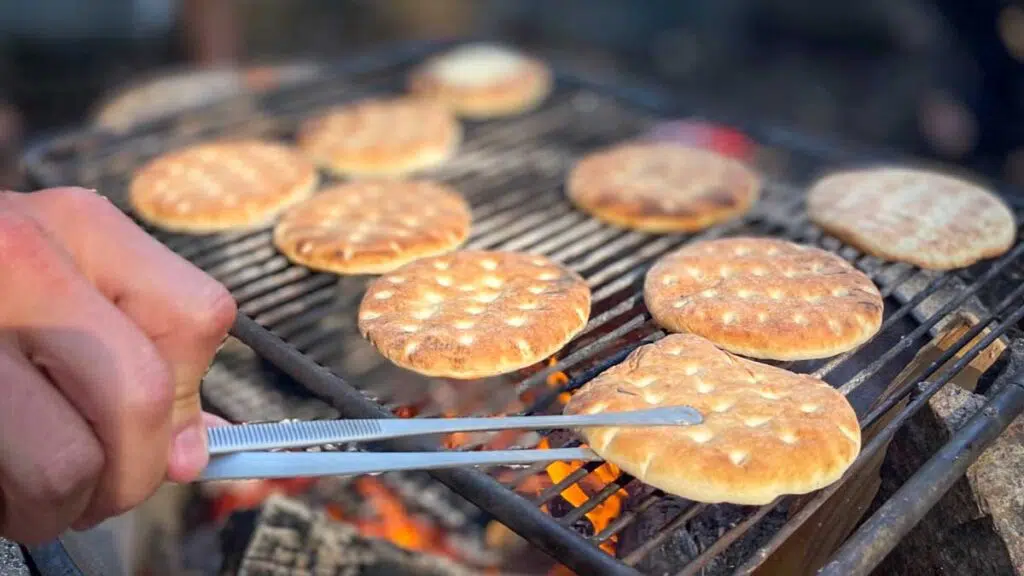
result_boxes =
[222,495,479,576]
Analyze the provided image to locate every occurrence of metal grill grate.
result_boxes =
[23,40,1024,576]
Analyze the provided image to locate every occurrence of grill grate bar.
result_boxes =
[673,502,778,576]
[558,474,635,527]
[621,503,707,566]
[589,491,663,544]
[24,40,1024,576]
[535,247,1024,567]
[813,271,949,379]
[734,299,1024,574]
[839,234,1024,395]
[532,461,604,507]
[860,279,1024,429]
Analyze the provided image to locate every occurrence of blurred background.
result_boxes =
[1,0,1023,191]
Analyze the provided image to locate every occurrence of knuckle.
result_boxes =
[0,210,51,267]
[189,281,237,341]
[30,436,103,510]
[122,348,175,423]
[39,186,110,216]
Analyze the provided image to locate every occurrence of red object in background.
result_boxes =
[644,120,756,161]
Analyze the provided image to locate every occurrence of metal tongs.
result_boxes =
[199,406,702,481]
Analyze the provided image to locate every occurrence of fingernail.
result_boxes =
[169,423,208,482]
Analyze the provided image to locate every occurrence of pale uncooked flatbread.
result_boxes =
[807,167,1016,270]
[408,44,552,118]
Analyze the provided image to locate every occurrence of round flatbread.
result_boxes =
[297,97,461,178]
[273,180,472,275]
[129,140,318,234]
[644,237,883,361]
[564,334,861,505]
[807,167,1016,270]
[408,43,552,118]
[358,251,591,379]
[567,143,761,233]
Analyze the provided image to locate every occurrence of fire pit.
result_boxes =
[22,39,1024,576]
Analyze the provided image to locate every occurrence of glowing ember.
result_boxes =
[327,477,458,558]
[536,438,627,555]
[545,358,573,406]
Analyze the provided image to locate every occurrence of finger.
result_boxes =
[0,209,174,526]
[202,412,232,428]
[0,340,104,544]
[8,188,236,480]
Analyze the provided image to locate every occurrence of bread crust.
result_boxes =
[273,180,471,275]
[807,167,1016,270]
[567,143,761,233]
[358,251,591,379]
[408,45,552,119]
[129,140,318,234]
[297,97,460,178]
[564,334,861,505]
[644,237,883,360]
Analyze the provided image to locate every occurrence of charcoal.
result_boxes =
[232,495,478,576]
[618,490,789,576]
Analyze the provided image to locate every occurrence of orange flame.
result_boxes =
[328,477,458,558]
[536,438,627,555]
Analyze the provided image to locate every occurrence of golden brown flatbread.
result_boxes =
[644,237,883,360]
[564,334,861,505]
[273,181,472,275]
[297,97,461,178]
[358,251,591,378]
[567,143,761,233]
[129,140,318,234]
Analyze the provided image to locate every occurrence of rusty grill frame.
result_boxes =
[22,39,1024,576]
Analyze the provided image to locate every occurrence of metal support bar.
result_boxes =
[229,314,641,576]
[819,373,1024,576]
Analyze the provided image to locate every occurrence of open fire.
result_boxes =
[199,356,629,574]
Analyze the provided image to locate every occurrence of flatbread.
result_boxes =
[297,97,461,178]
[408,43,553,118]
[807,167,1017,270]
[644,237,883,360]
[358,251,591,379]
[129,140,318,234]
[273,180,472,275]
[567,143,761,233]
[564,334,861,505]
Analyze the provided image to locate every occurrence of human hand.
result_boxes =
[0,187,236,544]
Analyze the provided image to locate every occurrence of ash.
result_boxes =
[225,495,478,576]
[620,488,790,576]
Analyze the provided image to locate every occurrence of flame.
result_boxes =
[545,358,573,406]
[535,438,626,554]
[327,477,457,557]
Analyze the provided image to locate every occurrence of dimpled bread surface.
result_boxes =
[297,97,461,178]
[807,167,1016,270]
[129,140,318,234]
[564,334,861,505]
[408,43,553,118]
[273,180,472,275]
[567,143,761,233]
[358,251,591,379]
[644,237,884,360]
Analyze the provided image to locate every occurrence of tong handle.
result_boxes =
[207,405,702,455]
